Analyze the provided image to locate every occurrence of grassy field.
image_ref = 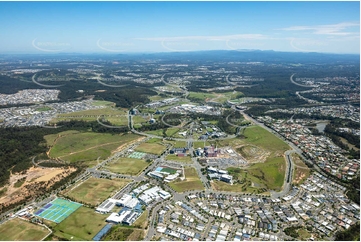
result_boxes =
[50,106,127,124]
[44,130,80,146]
[92,100,116,107]
[104,157,150,175]
[169,167,204,192]
[165,127,182,137]
[243,126,289,154]
[53,206,108,241]
[247,157,286,191]
[188,91,241,103]
[166,154,193,163]
[46,132,140,162]
[135,142,166,155]
[35,106,53,112]
[211,180,245,192]
[292,153,311,185]
[66,177,131,206]
[217,126,289,191]
[146,138,162,143]
[173,141,187,148]
[79,159,101,168]
[211,180,268,194]
[0,218,50,240]
[101,116,129,126]
[193,141,212,149]
[59,143,125,163]
[103,226,144,241]
[133,210,148,229]
[145,129,165,137]
[297,229,311,240]
[133,115,149,127]
[188,92,218,102]
[212,168,268,193]
[215,138,244,148]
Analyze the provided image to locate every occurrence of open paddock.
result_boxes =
[135,142,166,155]
[66,177,131,206]
[46,132,141,162]
[166,154,192,163]
[104,157,150,175]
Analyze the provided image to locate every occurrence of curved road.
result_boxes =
[290,73,317,88]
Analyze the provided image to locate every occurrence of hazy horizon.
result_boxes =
[0,1,359,54]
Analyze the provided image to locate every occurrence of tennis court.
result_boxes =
[34,198,82,223]
[128,151,146,159]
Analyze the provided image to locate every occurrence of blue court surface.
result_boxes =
[34,198,82,223]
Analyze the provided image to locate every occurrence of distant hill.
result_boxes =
[1,50,359,64]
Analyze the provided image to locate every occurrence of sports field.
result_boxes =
[0,218,50,240]
[156,166,178,175]
[66,177,131,206]
[169,167,204,192]
[135,142,166,155]
[35,198,82,223]
[53,206,109,241]
[105,157,149,175]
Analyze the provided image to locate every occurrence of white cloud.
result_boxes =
[278,22,360,36]
[134,34,269,42]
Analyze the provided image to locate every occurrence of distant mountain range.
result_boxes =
[1,50,359,64]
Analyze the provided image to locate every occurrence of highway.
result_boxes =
[289,73,317,88]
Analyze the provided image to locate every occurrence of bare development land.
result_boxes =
[292,153,311,185]
[215,126,290,192]
[104,157,150,175]
[65,177,131,206]
[236,145,270,163]
[0,218,50,240]
[0,167,76,209]
[169,167,204,193]
[45,131,141,163]
[53,206,108,241]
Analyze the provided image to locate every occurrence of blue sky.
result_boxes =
[0,1,359,54]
